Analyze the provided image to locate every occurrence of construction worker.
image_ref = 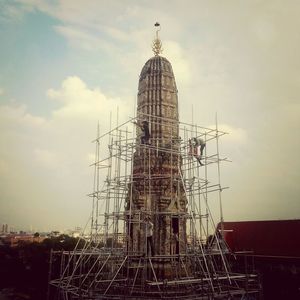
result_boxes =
[134,120,151,145]
[192,137,206,166]
[145,216,154,256]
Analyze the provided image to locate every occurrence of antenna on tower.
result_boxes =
[152,22,163,56]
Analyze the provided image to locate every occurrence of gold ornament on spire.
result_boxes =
[152,22,163,56]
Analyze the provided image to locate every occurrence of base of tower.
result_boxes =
[49,251,261,300]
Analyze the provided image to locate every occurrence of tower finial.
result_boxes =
[152,22,163,56]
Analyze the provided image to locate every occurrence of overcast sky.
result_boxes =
[0,0,299,232]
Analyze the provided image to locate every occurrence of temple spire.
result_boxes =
[152,22,163,56]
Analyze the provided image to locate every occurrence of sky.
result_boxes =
[0,0,299,232]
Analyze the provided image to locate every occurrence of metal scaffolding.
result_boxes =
[48,113,260,299]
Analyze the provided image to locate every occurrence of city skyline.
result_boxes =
[0,222,81,234]
[0,1,300,231]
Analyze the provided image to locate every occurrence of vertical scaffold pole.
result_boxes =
[215,113,224,237]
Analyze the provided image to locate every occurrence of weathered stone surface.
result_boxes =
[126,56,188,275]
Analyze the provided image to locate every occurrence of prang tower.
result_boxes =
[49,25,261,300]
[126,26,188,269]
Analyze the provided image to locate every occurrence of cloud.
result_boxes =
[0,1,34,22]
[0,104,46,133]
[47,76,129,123]
[34,148,58,170]
[223,101,300,221]
[217,124,247,145]
[2,0,300,229]
[0,76,130,230]
[54,25,116,53]
[164,40,191,86]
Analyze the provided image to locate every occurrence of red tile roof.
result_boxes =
[217,220,300,258]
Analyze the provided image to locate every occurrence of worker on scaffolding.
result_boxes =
[145,216,154,256]
[134,120,151,145]
[190,137,206,166]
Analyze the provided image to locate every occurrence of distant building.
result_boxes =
[50,231,60,237]
[66,227,83,238]
[95,233,125,246]
[1,224,8,234]
[1,234,46,247]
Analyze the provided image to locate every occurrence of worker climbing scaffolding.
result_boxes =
[134,120,151,145]
[189,137,206,166]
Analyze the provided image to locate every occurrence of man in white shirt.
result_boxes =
[192,137,206,166]
[146,217,154,256]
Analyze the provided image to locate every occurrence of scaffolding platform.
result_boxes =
[48,115,260,299]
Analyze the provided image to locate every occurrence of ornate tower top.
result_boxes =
[152,22,163,56]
